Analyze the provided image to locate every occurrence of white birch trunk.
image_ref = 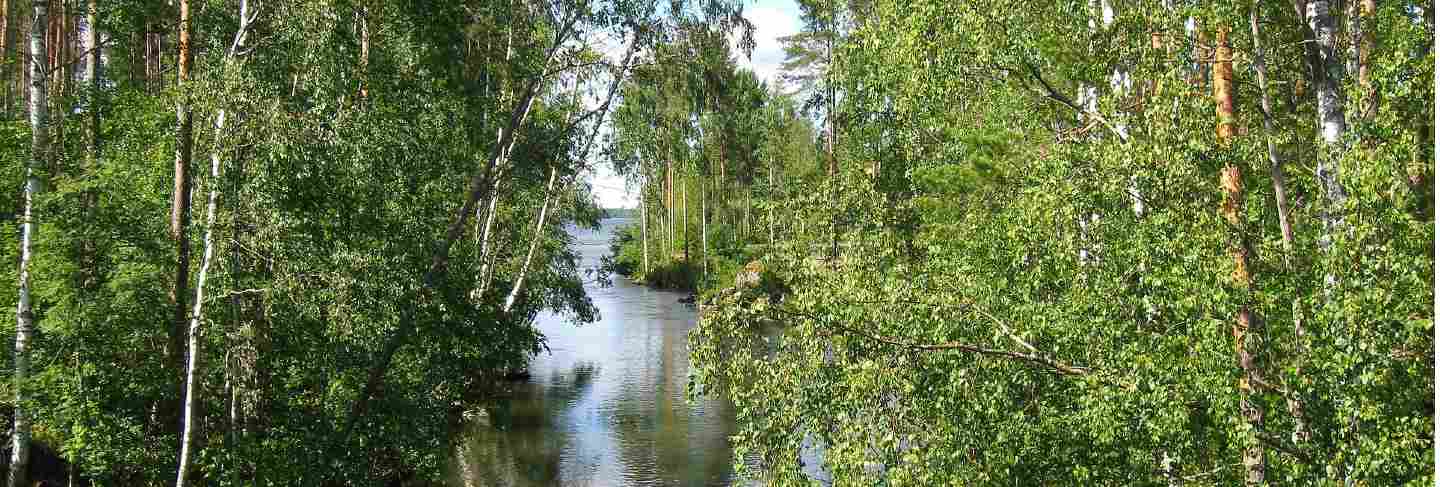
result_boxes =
[504,166,560,313]
[475,181,502,296]
[424,11,579,282]
[176,1,254,481]
[1306,0,1347,144]
[176,108,226,487]
[743,192,750,246]
[8,3,46,486]
[1251,1,1310,450]
[496,37,635,301]
[682,176,688,263]
[1306,0,1348,271]
[768,160,775,248]
[476,153,511,297]
[667,160,674,261]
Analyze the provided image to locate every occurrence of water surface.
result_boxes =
[450,218,738,486]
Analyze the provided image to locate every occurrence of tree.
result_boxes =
[688,0,1434,484]
[174,1,258,483]
[7,0,45,484]
[168,0,196,436]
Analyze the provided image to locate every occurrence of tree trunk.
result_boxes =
[768,154,775,248]
[128,20,138,89]
[347,73,542,435]
[485,27,635,299]
[176,1,257,480]
[8,3,46,486]
[743,190,750,247]
[357,5,369,99]
[77,0,101,291]
[177,108,226,487]
[827,0,839,188]
[503,166,559,314]
[1349,0,1376,120]
[1305,0,1346,145]
[667,159,674,261]
[145,16,160,92]
[85,0,99,165]
[701,175,708,283]
[476,144,521,299]
[344,11,582,437]
[168,0,196,435]
[826,32,838,262]
[1305,0,1347,289]
[16,0,24,113]
[475,179,503,296]
[47,0,64,171]
[1250,2,1294,252]
[1215,27,1265,486]
[682,175,689,264]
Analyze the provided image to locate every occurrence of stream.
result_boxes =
[448,218,739,486]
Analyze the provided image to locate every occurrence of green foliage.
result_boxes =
[0,0,755,484]
[682,0,1435,485]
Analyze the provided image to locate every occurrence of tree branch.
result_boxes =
[774,306,1091,376]
[1020,61,1131,142]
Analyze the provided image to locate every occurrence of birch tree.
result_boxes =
[8,2,47,486]
[1305,0,1348,269]
[175,1,258,483]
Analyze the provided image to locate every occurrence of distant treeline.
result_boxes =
[602,208,639,219]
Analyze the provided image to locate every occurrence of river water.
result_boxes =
[448,218,739,486]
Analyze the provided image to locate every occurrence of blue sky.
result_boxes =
[587,0,802,209]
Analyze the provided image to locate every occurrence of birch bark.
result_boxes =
[1305,0,1348,263]
[503,166,558,313]
[0,0,8,116]
[84,0,99,173]
[8,4,47,486]
[501,35,636,309]
[701,174,708,282]
[346,11,582,435]
[642,179,649,274]
[177,2,255,482]
[175,109,225,487]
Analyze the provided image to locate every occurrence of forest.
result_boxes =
[607,0,1435,485]
[0,0,1434,485]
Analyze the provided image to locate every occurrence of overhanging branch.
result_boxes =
[774,306,1091,376]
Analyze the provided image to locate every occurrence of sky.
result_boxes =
[586,0,802,209]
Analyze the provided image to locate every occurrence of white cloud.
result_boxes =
[577,31,637,209]
[735,1,802,90]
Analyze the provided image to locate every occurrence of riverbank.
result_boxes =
[603,221,775,300]
[631,260,703,292]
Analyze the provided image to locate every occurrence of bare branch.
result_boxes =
[773,307,1092,376]
[1020,61,1131,142]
